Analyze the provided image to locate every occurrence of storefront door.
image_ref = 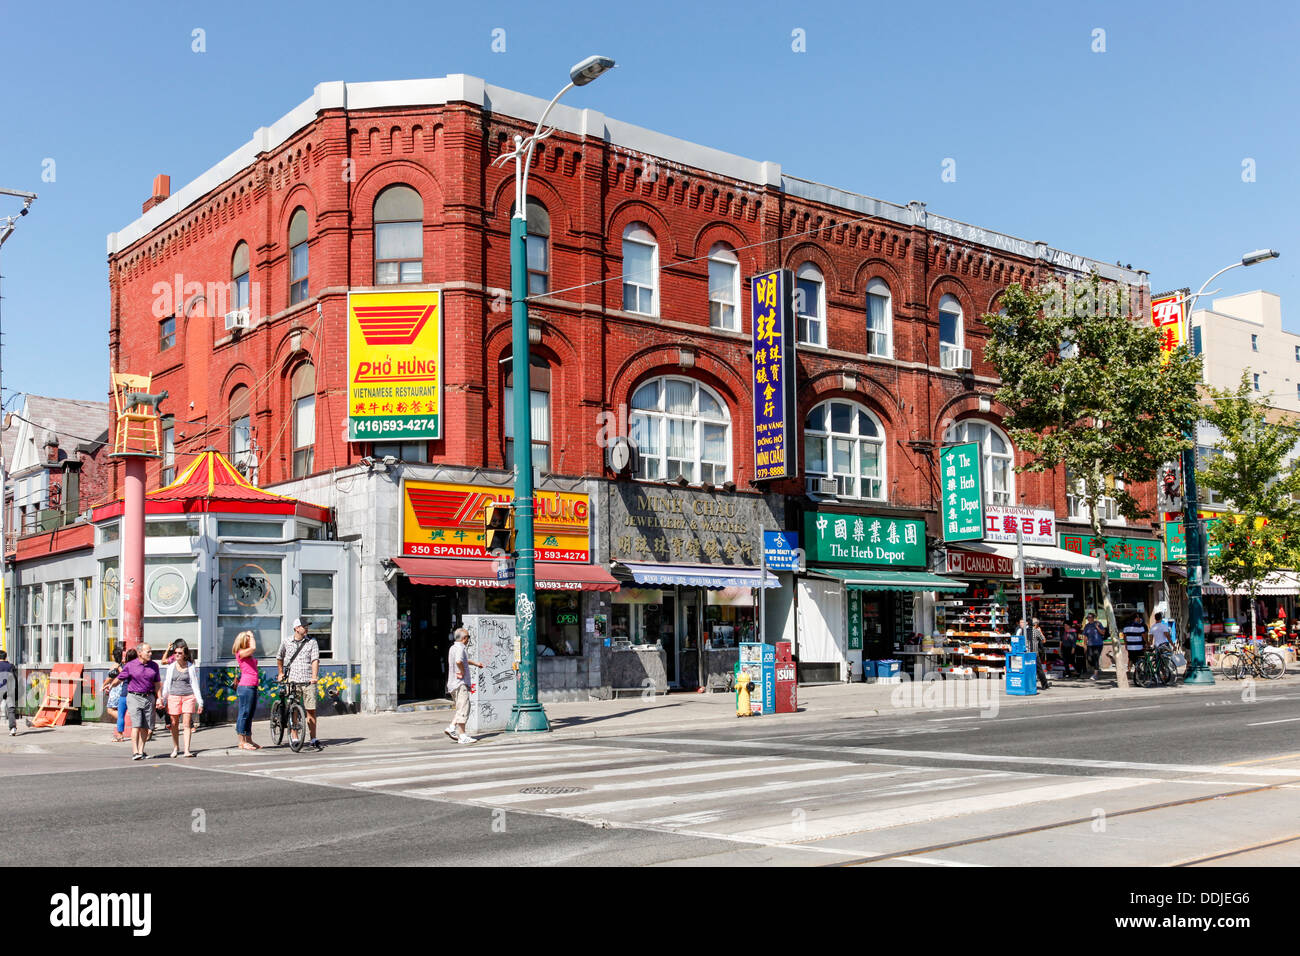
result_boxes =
[398,582,459,701]
[679,591,700,688]
[660,592,677,684]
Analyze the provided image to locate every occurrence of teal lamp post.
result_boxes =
[495,55,616,732]
[1177,249,1279,685]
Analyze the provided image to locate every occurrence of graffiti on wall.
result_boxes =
[203,664,361,717]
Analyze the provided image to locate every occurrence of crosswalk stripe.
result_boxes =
[349,753,683,788]
[389,756,751,794]
[232,743,602,774]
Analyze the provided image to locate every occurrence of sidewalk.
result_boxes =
[0,671,1245,759]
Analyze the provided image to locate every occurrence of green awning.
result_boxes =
[810,568,969,592]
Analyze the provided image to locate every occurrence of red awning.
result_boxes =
[393,556,619,592]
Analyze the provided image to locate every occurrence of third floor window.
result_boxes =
[374,185,423,285]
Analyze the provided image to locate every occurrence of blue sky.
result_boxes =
[1,0,1296,404]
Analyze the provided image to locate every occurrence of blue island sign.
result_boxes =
[752,269,797,481]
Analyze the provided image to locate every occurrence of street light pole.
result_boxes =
[1176,250,1279,685]
[498,56,615,733]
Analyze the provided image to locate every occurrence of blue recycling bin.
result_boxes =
[1005,651,1038,696]
[861,660,878,682]
[876,659,901,681]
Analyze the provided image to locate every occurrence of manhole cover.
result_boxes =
[519,785,586,795]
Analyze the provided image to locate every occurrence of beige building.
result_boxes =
[1190,290,1300,413]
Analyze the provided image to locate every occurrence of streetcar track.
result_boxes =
[827,776,1300,866]
[1172,833,1300,866]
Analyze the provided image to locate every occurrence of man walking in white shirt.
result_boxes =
[444,628,484,744]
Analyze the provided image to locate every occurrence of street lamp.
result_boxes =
[493,56,615,732]
[1177,249,1280,684]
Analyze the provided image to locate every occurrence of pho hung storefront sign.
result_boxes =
[402,480,590,561]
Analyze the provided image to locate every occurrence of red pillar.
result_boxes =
[121,457,146,650]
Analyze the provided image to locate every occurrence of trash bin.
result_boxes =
[876,659,901,684]
[1006,651,1038,696]
[861,660,879,682]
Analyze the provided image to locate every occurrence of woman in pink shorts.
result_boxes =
[160,639,203,757]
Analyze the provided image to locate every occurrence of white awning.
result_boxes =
[1201,571,1299,596]
[952,540,1135,572]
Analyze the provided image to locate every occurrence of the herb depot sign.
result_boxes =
[804,511,926,567]
[607,485,781,566]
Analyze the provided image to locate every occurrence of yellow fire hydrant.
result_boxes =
[735,670,756,717]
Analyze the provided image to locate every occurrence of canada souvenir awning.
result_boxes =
[393,556,620,592]
[949,540,1135,572]
[92,449,332,523]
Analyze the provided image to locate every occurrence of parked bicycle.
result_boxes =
[1217,639,1286,681]
[269,681,309,751]
[1134,645,1179,688]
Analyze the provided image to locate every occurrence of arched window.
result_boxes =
[939,293,964,354]
[866,278,892,358]
[374,185,423,285]
[622,223,658,315]
[796,262,825,346]
[708,243,739,331]
[521,199,550,295]
[805,400,886,500]
[504,354,551,471]
[288,208,309,304]
[231,242,250,311]
[944,419,1014,506]
[291,364,316,478]
[229,386,254,479]
[629,377,730,484]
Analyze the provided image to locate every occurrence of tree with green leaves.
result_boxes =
[984,275,1203,688]
[1197,374,1300,640]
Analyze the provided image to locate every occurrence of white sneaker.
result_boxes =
[457,734,477,744]
[443,726,458,741]
[7,729,14,736]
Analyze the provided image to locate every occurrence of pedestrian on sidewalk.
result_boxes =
[232,631,261,751]
[1083,613,1107,681]
[0,651,18,737]
[1123,613,1149,681]
[1030,618,1051,690]
[161,639,203,757]
[117,644,161,760]
[444,627,483,744]
[104,647,138,741]
[276,619,322,751]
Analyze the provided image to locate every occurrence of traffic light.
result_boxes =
[483,500,515,557]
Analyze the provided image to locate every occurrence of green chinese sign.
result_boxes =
[940,442,984,542]
[804,511,926,567]
[1057,532,1162,581]
[1164,519,1222,560]
[847,589,863,651]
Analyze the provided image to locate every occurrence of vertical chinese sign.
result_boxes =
[347,290,443,441]
[1150,290,1187,366]
[752,269,797,481]
[940,442,984,542]
[847,589,863,651]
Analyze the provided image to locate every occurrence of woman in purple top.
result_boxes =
[116,643,162,760]
[232,631,261,750]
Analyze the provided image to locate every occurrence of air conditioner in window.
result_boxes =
[806,477,838,498]
[940,347,973,371]
[224,308,251,332]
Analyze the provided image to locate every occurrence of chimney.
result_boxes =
[45,435,60,463]
[141,174,171,213]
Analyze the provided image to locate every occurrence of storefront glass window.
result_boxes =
[611,589,664,645]
[218,557,283,660]
[100,559,120,664]
[302,572,335,658]
[217,520,285,538]
[704,588,756,647]
[146,518,200,538]
[537,592,582,656]
[80,577,94,663]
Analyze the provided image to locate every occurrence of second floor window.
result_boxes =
[504,355,551,472]
[630,377,730,485]
[708,244,739,331]
[805,400,886,500]
[289,208,309,304]
[229,385,253,477]
[944,419,1014,506]
[1066,469,1121,522]
[231,242,250,311]
[374,185,423,285]
[865,278,891,358]
[796,263,825,346]
[622,223,658,315]
[1251,334,1259,351]
[161,418,175,485]
[291,363,316,478]
[159,316,176,351]
[521,199,550,295]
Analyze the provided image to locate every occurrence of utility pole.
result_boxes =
[0,187,37,655]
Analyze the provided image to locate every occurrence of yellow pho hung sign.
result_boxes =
[347,290,442,441]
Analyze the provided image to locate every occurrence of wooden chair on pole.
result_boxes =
[111,372,163,457]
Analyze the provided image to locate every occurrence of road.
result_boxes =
[4,683,1300,866]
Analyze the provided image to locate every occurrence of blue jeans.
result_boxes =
[116,695,127,734]
[235,685,257,736]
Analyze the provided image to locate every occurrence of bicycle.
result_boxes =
[1133,645,1178,688]
[269,681,310,751]
[1217,640,1285,681]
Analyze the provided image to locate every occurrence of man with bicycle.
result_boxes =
[1122,612,1149,682]
[276,618,322,751]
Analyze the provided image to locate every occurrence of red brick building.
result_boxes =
[100,76,1163,708]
